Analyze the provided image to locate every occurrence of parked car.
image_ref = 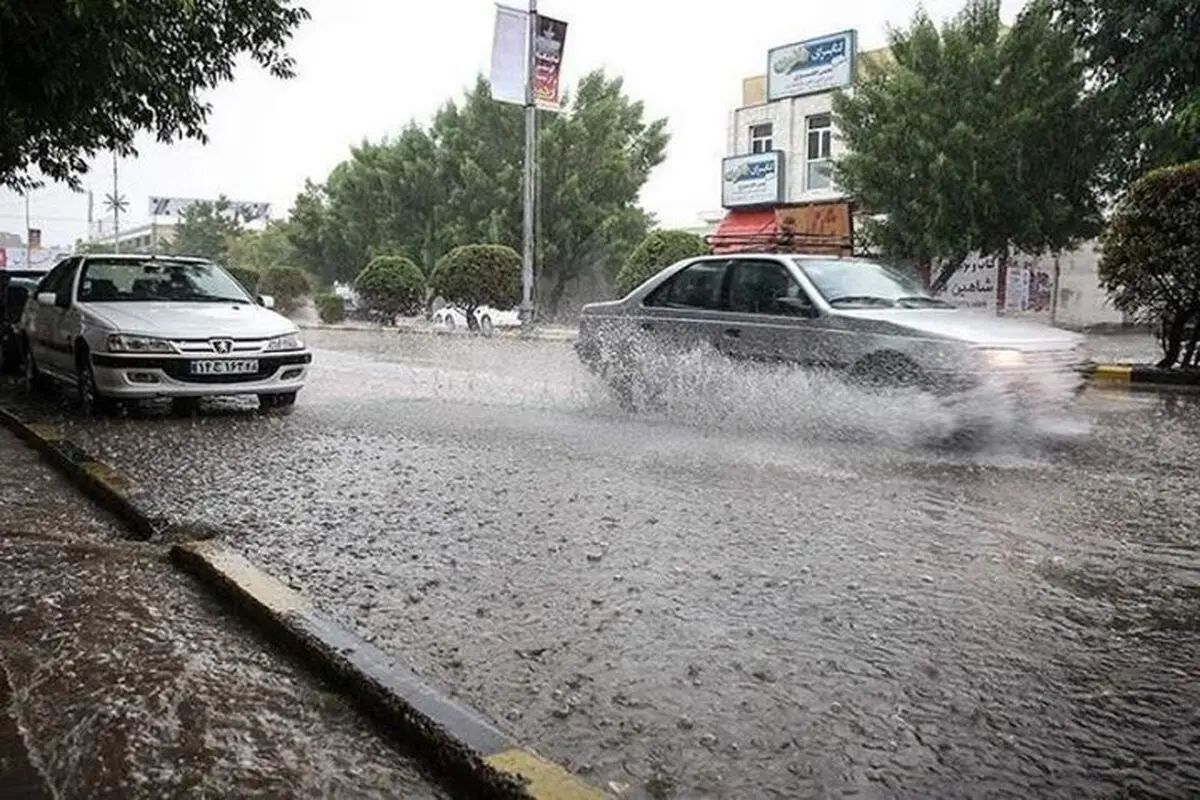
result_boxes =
[1,271,46,374]
[20,254,312,414]
[575,253,1089,411]
[432,305,520,337]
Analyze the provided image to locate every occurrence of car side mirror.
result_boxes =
[35,292,57,307]
[775,296,819,317]
[257,294,275,309]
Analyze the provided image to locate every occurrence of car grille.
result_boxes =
[171,337,271,355]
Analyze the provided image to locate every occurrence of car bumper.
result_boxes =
[90,351,312,398]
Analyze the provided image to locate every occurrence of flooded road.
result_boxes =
[9,329,1199,799]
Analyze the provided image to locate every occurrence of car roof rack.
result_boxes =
[704,230,854,256]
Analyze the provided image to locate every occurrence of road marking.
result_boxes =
[484,748,611,799]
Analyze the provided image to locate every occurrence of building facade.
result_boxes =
[86,221,178,253]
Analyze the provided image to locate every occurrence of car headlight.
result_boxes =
[976,348,1024,369]
[106,334,176,353]
[265,332,304,351]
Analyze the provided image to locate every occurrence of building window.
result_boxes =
[749,123,773,154]
[805,113,833,190]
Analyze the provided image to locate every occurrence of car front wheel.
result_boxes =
[76,351,118,416]
[478,315,494,337]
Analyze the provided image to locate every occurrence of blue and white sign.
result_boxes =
[767,30,857,101]
[721,151,784,208]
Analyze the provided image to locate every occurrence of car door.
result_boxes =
[719,257,849,369]
[25,257,79,376]
[633,259,731,357]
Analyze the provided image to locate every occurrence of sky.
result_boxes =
[0,0,1024,248]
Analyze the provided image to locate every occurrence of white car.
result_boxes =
[432,305,520,337]
[20,253,312,414]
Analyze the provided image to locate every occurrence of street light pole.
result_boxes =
[112,154,121,254]
[519,0,538,331]
[23,192,31,248]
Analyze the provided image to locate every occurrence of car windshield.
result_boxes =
[792,258,951,308]
[77,258,252,304]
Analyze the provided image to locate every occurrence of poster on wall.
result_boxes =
[721,151,784,208]
[767,30,857,101]
[938,255,997,310]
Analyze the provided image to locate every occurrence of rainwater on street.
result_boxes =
[6,329,1198,799]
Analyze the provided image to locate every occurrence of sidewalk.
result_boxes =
[0,432,448,799]
[1085,331,1162,365]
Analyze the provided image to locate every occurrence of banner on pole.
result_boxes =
[489,4,528,106]
[533,15,567,112]
[149,196,271,221]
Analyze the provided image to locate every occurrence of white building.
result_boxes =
[87,221,178,252]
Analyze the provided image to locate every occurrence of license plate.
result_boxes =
[190,359,259,376]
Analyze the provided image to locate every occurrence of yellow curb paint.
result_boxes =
[79,460,137,496]
[1092,364,1133,382]
[181,541,311,616]
[26,423,64,442]
[484,748,610,800]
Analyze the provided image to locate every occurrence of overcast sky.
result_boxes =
[0,0,1022,247]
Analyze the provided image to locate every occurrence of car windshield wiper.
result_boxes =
[895,295,955,308]
[174,294,250,304]
[826,295,896,307]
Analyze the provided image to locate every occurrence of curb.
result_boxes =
[0,406,170,541]
[170,540,608,800]
[1087,363,1200,389]
[0,404,608,799]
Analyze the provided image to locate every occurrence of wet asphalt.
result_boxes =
[0,429,447,799]
[4,329,1198,799]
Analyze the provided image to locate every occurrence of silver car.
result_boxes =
[576,253,1088,410]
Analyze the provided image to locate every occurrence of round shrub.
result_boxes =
[353,255,426,318]
[257,266,311,313]
[315,292,346,325]
[615,229,709,297]
[428,244,521,328]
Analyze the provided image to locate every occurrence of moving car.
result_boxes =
[432,305,520,337]
[20,254,312,414]
[575,253,1088,411]
[1,271,46,374]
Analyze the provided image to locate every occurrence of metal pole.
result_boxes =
[24,192,31,247]
[519,0,538,330]
[112,154,121,254]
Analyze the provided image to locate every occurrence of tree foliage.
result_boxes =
[226,266,261,295]
[226,221,301,274]
[170,198,245,263]
[833,0,1103,290]
[285,71,667,316]
[353,255,425,319]
[1099,161,1200,368]
[0,0,309,190]
[258,266,310,314]
[429,245,521,330]
[614,229,709,297]
[1051,0,1200,192]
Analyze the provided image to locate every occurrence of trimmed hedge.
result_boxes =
[614,229,709,297]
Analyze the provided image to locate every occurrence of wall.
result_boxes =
[729,92,848,205]
[1051,241,1125,329]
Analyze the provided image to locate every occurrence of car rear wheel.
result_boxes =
[479,315,494,338]
[258,392,297,411]
[23,344,50,394]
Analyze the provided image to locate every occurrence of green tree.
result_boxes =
[1099,161,1200,369]
[833,0,1103,291]
[1051,0,1200,193]
[428,244,521,331]
[258,266,310,314]
[0,1,308,190]
[353,255,425,320]
[226,266,261,295]
[171,198,244,263]
[614,229,709,297]
[291,70,667,318]
[226,221,300,274]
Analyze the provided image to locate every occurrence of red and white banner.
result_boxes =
[533,15,567,112]
[488,5,568,113]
